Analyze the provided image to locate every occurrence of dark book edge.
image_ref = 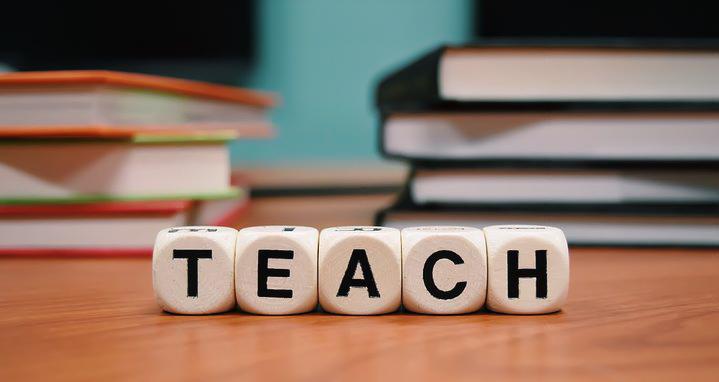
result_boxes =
[375,40,719,112]
[381,100,719,114]
[379,192,719,216]
[375,208,719,248]
[373,168,415,225]
[375,46,445,113]
[375,196,719,248]
[250,184,401,198]
[464,37,719,50]
[402,201,719,215]
[383,155,719,171]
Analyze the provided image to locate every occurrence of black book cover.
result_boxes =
[376,40,719,168]
[375,191,719,248]
[377,110,719,169]
[403,165,719,207]
[376,40,719,113]
[376,191,719,226]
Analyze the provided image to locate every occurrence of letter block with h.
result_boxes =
[485,225,570,314]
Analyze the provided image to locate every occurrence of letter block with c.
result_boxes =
[401,226,487,314]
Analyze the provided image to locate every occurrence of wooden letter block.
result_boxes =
[318,226,401,315]
[152,226,237,314]
[235,226,318,315]
[402,226,487,314]
[485,225,570,314]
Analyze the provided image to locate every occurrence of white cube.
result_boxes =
[152,226,237,314]
[319,226,401,315]
[235,226,318,315]
[484,225,570,314]
[402,226,487,314]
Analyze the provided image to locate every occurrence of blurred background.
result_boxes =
[0,0,473,165]
[0,0,718,251]
[2,0,713,165]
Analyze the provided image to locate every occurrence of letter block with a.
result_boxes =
[401,226,487,315]
[484,225,570,314]
[318,226,401,315]
[235,226,319,315]
[152,226,237,314]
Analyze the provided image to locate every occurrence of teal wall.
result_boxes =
[232,0,473,165]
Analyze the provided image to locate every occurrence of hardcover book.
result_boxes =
[0,132,238,203]
[0,70,277,137]
[377,43,719,112]
[376,196,719,247]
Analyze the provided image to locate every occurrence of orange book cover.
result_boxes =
[0,126,242,139]
[0,70,276,106]
[0,70,277,139]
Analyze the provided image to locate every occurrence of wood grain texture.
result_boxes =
[1,194,718,381]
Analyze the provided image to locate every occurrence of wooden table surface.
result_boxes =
[1,195,718,381]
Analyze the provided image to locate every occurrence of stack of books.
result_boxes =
[375,42,719,247]
[0,71,275,256]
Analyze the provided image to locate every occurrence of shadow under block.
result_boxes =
[318,226,401,315]
[235,226,318,315]
[152,226,237,315]
[485,225,570,314]
[401,226,487,314]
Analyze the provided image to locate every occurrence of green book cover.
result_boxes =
[0,187,243,205]
[0,131,238,146]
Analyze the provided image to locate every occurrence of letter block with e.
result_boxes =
[485,225,570,314]
[318,226,401,315]
[152,226,237,314]
[401,226,487,314]
[235,226,319,315]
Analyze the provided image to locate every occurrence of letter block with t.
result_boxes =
[401,226,487,315]
[152,226,237,314]
[318,226,401,315]
[485,225,570,314]
[235,226,319,315]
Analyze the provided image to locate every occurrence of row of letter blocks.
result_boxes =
[153,225,570,315]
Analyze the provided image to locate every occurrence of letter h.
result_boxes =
[507,249,547,299]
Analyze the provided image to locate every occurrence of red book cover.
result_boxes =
[0,197,250,258]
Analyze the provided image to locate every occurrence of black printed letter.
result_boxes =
[258,250,294,298]
[173,249,213,297]
[337,249,380,298]
[423,250,467,300]
[507,249,547,299]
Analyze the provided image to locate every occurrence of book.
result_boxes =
[0,133,236,203]
[375,42,719,248]
[0,70,276,137]
[377,43,719,111]
[0,193,249,256]
[410,168,719,205]
[381,111,719,166]
[376,203,719,247]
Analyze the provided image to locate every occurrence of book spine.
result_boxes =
[380,201,719,216]
[407,158,719,170]
[375,47,446,113]
[380,100,719,114]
